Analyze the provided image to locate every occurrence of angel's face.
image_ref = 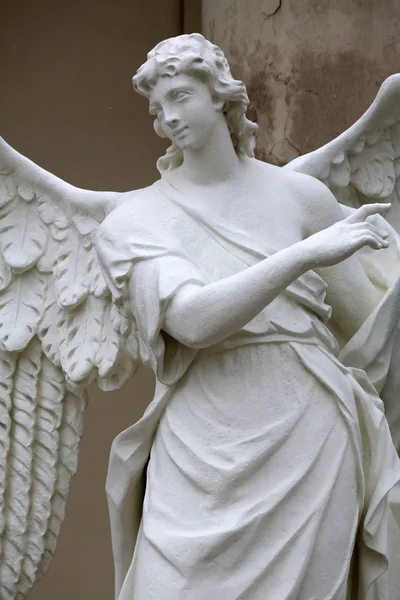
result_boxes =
[149,73,223,151]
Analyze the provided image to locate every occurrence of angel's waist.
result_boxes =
[198,328,339,359]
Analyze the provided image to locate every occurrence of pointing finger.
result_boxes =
[347,203,391,223]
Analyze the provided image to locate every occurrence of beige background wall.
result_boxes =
[203,0,400,165]
[0,1,200,598]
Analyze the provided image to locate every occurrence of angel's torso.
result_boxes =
[104,157,326,291]
[100,157,339,359]
[159,157,310,253]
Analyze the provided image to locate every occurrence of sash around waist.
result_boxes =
[198,332,339,358]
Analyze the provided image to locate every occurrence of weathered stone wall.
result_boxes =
[203,0,400,164]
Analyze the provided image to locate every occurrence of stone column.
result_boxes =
[203,0,400,164]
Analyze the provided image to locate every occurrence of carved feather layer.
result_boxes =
[0,137,141,599]
[0,137,138,384]
[0,342,87,599]
[286,75,400,225]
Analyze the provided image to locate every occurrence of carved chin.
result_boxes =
[176,138,195,150]
[178,135,206,151]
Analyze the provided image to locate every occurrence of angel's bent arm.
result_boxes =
[162,242,318,349]
[162,200,387,350]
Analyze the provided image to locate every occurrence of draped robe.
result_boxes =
[95,177,400,600]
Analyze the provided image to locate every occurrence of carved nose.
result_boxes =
[165,116,179,128]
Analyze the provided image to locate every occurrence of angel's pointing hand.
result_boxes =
[303,202,391,268]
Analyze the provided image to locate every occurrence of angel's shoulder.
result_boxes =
[253,157,328,196]
[255,160,342,235]
[280,168,344,233]
[101,182,168,236]
[255,158,335,210]
[278,168,340,217]
[279,168,328,200]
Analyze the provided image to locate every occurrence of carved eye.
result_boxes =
[173,90,188,101]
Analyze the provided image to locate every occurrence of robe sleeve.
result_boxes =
[95,209,207,386]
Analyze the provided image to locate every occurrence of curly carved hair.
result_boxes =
[132,33,258,173]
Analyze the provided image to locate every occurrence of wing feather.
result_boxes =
[0,136,141,599]
[16,352,65,596]
[0,271,47,353]
[0,351,17,539]
[0,198,47,273]
[0,340,42,599]
[37,387,87,580]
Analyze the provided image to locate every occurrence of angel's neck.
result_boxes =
[178,123,241,186]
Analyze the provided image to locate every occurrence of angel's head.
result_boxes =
[132,33,258,173]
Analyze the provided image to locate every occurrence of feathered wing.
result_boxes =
[285,75,400,224]
[0,137,140,599]
[284,74,400,450]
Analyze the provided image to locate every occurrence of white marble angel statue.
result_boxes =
[2,32,400,600]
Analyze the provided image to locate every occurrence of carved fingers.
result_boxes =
[346,220,389,250]
[305,203,392,268]
[345,202,391,223]
[344,202,391,250]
